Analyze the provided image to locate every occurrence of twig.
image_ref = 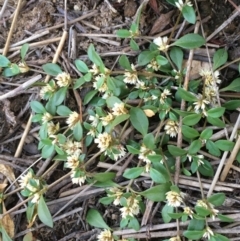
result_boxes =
[0,0,10,19]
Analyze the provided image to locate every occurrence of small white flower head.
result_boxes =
[55,72,71,87]
[160,89,171,104]
[196,199,219,220]
[169,236,182,241]
[94,133,112,152]
[100,113,114,126]
[18,61,30,73]
[42,112,53,124]
[204,85,218,105]
[135,80,148,90]
[196,199,208,209]
[166,191,183,207]
[64,140,82,156]
[71,173,86,186]
[196,155,204,166]
[108,187,123,206]
[144,162,152,173]
[112,102,128,116]
[89,114,99,127]
[153,36,169,52]
[199,69,221,86]
[147,60,160,71]
[203,226,214,240]
[31,193,40,204]
[47,121,60,136]
[139,144,156,164]
[173,69,181,80]
[175,0,193,11]
[164,120,179,138]
[89,64,100,75]
[123,64,139,85]
[66,111,79,129]
[97,229,114,241]
[184,206,194,219]
[19,171,33,189]
[66,154,80,170]
[93,74,108,93]
[193,94,210,116]
[120,206,134,219]
[127,196,140,216]
[87,128,97,137]
[111,144,126,161]
[26,179,40,193]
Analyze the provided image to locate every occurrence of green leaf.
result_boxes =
[207,193,225,206]
[168,212,184,219]
[188,139,202,155]
[217,214,234,223]
[162,204,174,223]
[206,140,221,157]
[30,101,46,114]
[52,87,67,106]
[156,55,168,65]
[182,125,199,139]
[177,88,197,102]
[87,44,105,72]
[207,107,225,118]
[119,55,131,70]
[126,145,140,154]
[129,217,140,231]
[86,209,110,229]
[42,63,62,76]
[21,43,29,60]
[223,100,240,110]
[45,99,56,115]
[123,167,144,179]
[188,219,205,230]
[23,232,33,241]
[207,116,225,128]
[213,48,228,70]
[139,182,171,202]
[94,172,116,182]
[195,206,211,216]
[167,145,187,156]
[56,105,72,116]
[183,230,204,240]
[75,59,89,73]
[137,50,156,66]
[74,76,86,89]
[182,5,196,24]
[0,55,10,67]
[130,107,149,136]
[99,196,114,205]
[172,34,205,49]
[83,90,98,105]
[106,96,122,108]
[3,64,20,77]
[116,29,131,38]
[37,195,53,228]
[198,160,214,177]
[143,133,155,149]
[170,47,183,70]
[42,145,55,158]
[149,167,167,183]
[215,140,234,151]
[73,122,83,141]
[200,128,213,140]
[220,77,240,92]
[109,114,130,129]
[183,168,192,176]
[130,39,139,51]
[0,226,13,241]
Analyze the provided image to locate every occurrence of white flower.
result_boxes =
[94,133,112,152]
[112,144,126,161]
[47,122,60,136]
[139,145,156,164]
[19,171,33,189]
[153,36,169,51]
[204,85,218,105]
[42,112,53,124]
[199,69,221,86]
[193,94,209,116]
[64,140,82,156]
[164,120,179,137]
[112,102,128,116]
[89,64,100,75]
[66,154,79,170]
[93,74,108,93]
[184,206,194,219]
[135,80,148,90]
[166,191,183,207]
[87,128,96,137]
[169,236,181,241]
[196,199,219,220]
[26,179,40,193]
[203,227,214,240]
[55,72,71,87]
[175,0,193,11]
[31,193,40,204]
[120,206,134,219]
[127,196,140,216]
[39,83,57,99]
[97,229,114,241]
[108,187,123,206]
[66,111,79,129]
[89,114,99,127]
[100,113,114,126]
[160,89,171,104]
[123,64,139,85]
[18,61,29,73]
[71,171,86,186]
[147,60,160,71]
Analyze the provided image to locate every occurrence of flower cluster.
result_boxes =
[196,199,219,220]
[138,144,156,172]
[153,36,169,52]
[193,94,210,116]
[97,229,114,241]
[175,0,193,11]
[55,72,72,87]
[19,170,43,204]
[120,195,141,219]
[164,119,179,138]
[166,191,183,207]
